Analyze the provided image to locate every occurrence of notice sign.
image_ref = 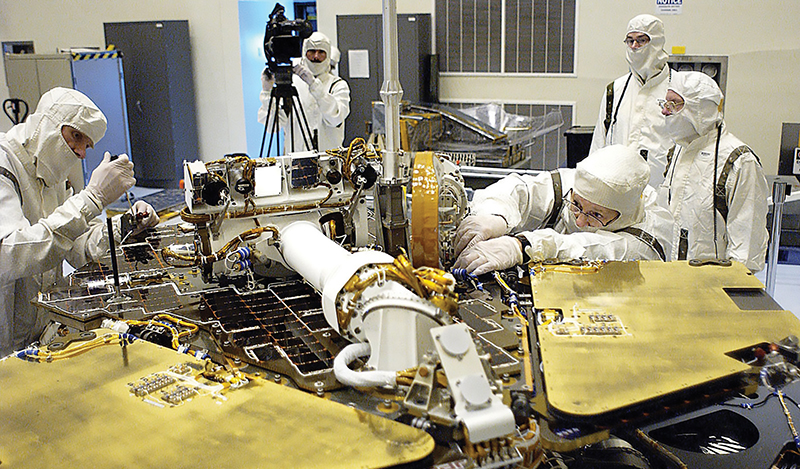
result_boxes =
[348,50,370,79]
[794,148,800,175]
[656,0,683,15]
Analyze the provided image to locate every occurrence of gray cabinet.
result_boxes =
[104,21,199,189]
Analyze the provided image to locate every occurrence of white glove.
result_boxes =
[129,200,159,232]
[293,63,315,85]
[84,152,135,208]
[261,67,275,91]
[453,236,523,276]
[454,214,509,257]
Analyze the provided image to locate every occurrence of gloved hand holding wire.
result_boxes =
[454,236,523,276]
[453,214,509,257]
[130,200,159,232]
[261,67,275,92]
[293,63,315,86]
[84,152,135,209]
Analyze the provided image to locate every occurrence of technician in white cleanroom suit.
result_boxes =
[658,71,769,272]
[258,32,351,153]
[453,145,673,275]
[0,87,159,356]
[589,14,672,186]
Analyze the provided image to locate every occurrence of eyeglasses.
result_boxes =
[563,190,620,227]
[623,36,650,47]
[657,98,684,114]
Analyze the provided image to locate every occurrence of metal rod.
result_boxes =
[766,180,787,296]
[379,0,405,183]
[107,217,121,295]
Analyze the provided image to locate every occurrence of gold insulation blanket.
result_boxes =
[411,151,440,268]
[532,261,800,417]
[0,331,433,468]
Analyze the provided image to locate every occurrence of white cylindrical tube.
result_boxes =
[280,221,394,332]
[280,221,351,292]
[333,342,397,388]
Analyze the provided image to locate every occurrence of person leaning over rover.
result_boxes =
[453,144,673,275]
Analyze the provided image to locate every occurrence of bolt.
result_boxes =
[383,399,393,409]
[419,366,429,377]
[502,373,510,383]
[274,374,282,383]
[322,331,331,338]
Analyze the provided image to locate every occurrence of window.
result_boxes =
[436,0,576,74]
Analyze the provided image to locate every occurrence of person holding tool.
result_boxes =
[0,87,158,356]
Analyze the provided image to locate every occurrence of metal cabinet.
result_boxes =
[104,21,199,189]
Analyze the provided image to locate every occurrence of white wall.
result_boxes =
[2,0,798,173]
[319,0,800,174]
[0,0,247,162]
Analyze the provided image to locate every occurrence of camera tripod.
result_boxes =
[258,77,317,158]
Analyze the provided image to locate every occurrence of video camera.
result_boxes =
[263,3,313,86]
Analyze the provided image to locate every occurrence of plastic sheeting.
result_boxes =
[459,102,564,147]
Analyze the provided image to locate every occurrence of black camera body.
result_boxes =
[263,3,313,85]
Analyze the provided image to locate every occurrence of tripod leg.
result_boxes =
[269,94,285,157]
[261,92,279,158]
[288,104,296,153]
[259,94,274,158]
[292,96,316,152]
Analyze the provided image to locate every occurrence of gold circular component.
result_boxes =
[411,151,440,268]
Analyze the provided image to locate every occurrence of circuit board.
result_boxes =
[35,225,520,392]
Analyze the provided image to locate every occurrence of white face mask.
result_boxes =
[303,56,330,77]
[626,45,661,82]
[664,113,700,147]
[35,126,80,188]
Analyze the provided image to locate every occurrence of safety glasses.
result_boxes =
[657,98,684,114]
[563,189,620,228]
[623,36,650,47]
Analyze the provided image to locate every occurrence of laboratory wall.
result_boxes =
[0,0,247,162]
[320,0,800,175]
[1,0,798,174]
